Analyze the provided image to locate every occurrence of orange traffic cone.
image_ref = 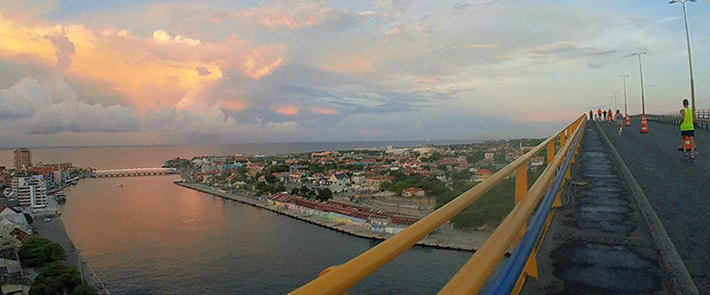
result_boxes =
[683,136,691,151]
[640,115,648,133]
[625,116,630,126]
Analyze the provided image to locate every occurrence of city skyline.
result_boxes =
[0,0,708,147]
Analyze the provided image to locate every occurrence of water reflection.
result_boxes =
[59,176,472,295]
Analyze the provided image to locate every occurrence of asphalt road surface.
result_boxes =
[598,118,709,294]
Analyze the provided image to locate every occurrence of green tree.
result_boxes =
[30,262,98,295]
[451,171,472,181]
[299,186,311,195]
[264,174,277,184]
[255,182,267,193]
[19,237,67,268]
[316,188,333,202]
[72,284,98,295]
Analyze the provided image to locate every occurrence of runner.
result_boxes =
[679,99,696,161]
[597,109,602,122]
[615,110,624,136]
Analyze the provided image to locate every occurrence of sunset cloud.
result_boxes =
[0,12,285,112]
[44,28,76,71]
[272,106,299,115]
[309,107,340,115]
[152,29,202,46]
[221,100,249,112]
[414,77,438,83]
[232,2,339,29]
[0,0,707,147]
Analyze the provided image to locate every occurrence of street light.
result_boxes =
[632,52,647,115]
[621,74,629,117]
[669,0,697,112]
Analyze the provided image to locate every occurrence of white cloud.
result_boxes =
[0,77,140,134]
[0,77,305,144]
[152,29,202,45]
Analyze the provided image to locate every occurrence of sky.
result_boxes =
[0,0,708,147]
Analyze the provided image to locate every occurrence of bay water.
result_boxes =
[1,143,475,295]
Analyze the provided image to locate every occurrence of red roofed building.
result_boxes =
[474,169,493,182]
[9,228,30,242]
[401,188,425,198]
[267,193,419,227]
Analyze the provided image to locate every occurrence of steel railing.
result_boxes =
[288,115,587,295]
[647,109,710,131]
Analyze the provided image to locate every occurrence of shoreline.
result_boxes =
[33,215,110,294]
[176,182,490,252]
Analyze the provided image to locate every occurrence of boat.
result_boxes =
[118,183,123,188]
[55,191,67,203]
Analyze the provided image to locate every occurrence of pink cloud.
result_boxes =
[272,105,299,115]
[310,107,340,115]
[221,100,249,112]
[413,77,437,83]
[0,13,286,112]
[244,47,285,80]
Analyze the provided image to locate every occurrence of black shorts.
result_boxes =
[681,130,694,137]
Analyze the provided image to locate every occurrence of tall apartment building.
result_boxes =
[13,148,32,170]
[11,175,47,208]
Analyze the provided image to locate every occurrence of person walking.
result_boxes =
[679,99,696,160]
[597,109,602,122]
[589,110,593,121]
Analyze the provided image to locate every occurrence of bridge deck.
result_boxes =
[521,121,667,294]
[599,118,709,294]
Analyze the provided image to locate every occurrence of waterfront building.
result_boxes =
[401,188,425,198]
[13,148,32,170]
[11,175,47,208]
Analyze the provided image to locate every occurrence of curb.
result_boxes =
[594,121,699,295]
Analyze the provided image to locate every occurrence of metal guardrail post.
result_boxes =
[438,117,584,295]
[485,118,585,295]
[515,164,528,204]
[513,163,529,248]
[560,131,566,147]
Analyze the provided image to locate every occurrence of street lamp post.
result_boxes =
[612,90,618,112]
[632,52,647,115]
[621,74,629,117]
[670,0,697,112]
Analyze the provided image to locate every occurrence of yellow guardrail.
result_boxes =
[289,115,587,295]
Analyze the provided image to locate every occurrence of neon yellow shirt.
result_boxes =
[680,108,694,131]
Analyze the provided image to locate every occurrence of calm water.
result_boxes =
[6,144,475,294]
